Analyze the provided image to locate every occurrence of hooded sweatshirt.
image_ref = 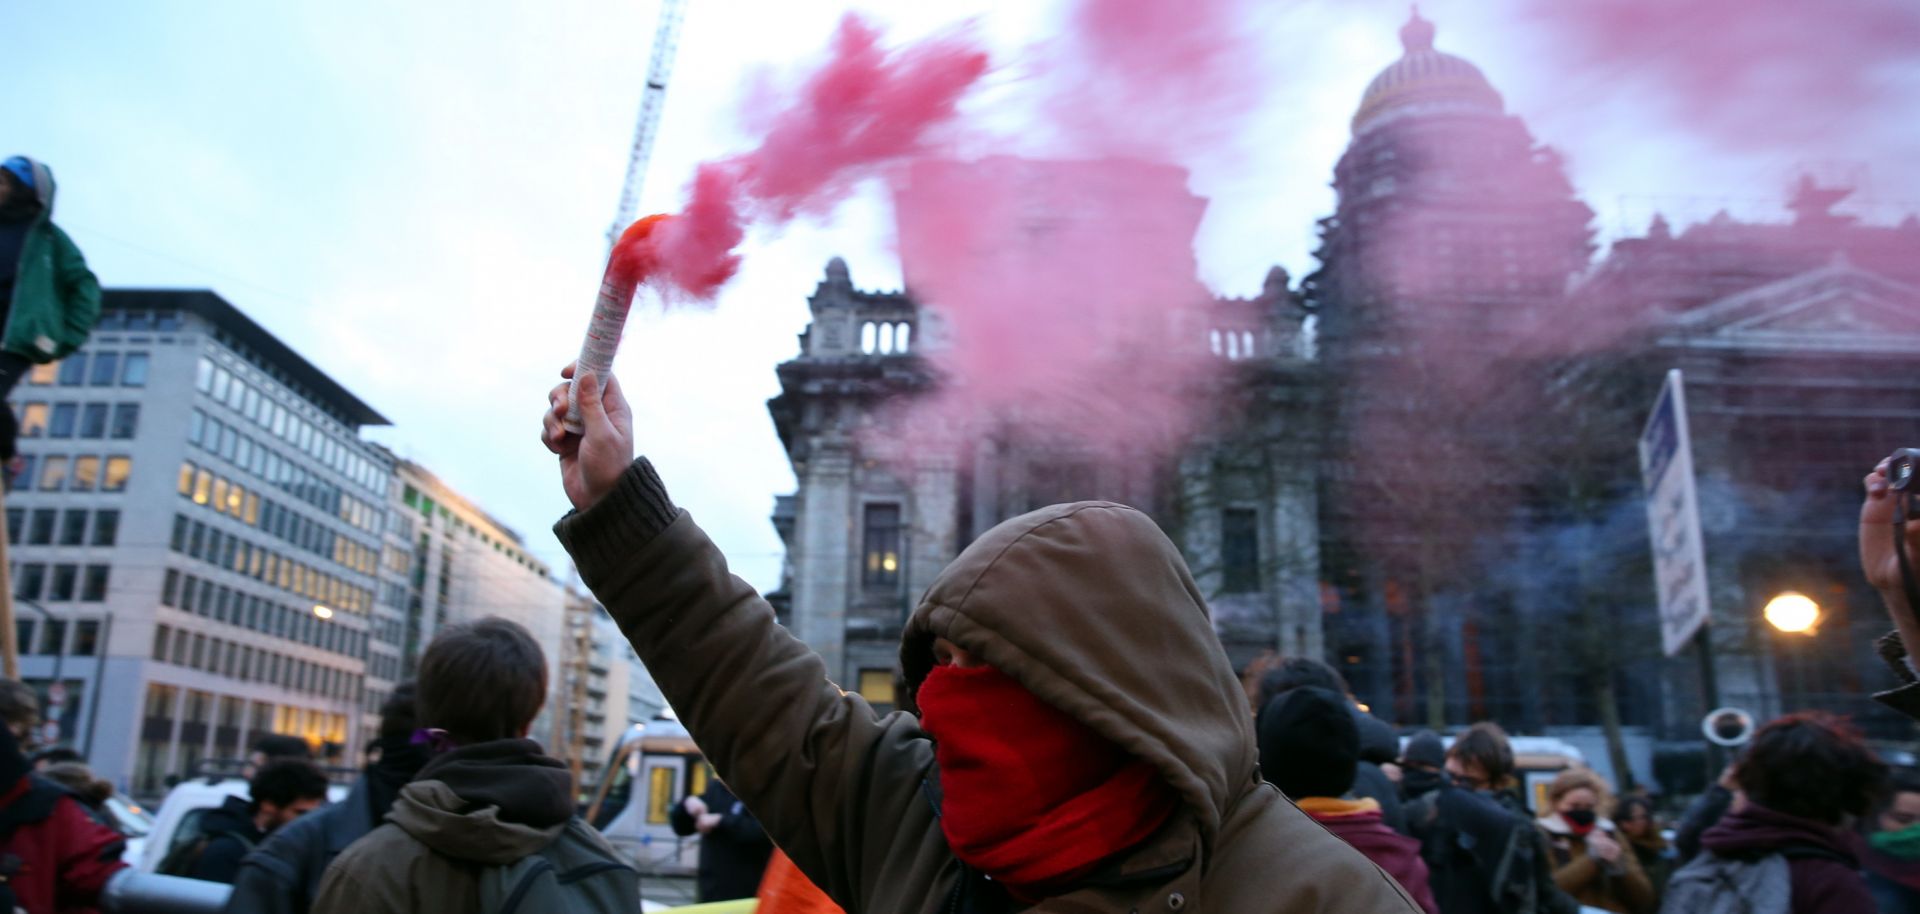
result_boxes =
[310,739,597,914]
[1297,798,1438,914]
[1698,802,1873,914]
[555,458,1423,913]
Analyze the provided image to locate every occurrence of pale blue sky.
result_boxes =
[12,0,1916,590]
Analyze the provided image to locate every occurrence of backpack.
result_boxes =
[156,820,256,878]
[1659,846,1847,914]
[476,817,640,914]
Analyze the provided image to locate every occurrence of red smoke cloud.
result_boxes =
[625,14,989,300]
[1513,0,1920,149]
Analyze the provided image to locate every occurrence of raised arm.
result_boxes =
[1860,460,1920,717]
[543,368,940,909]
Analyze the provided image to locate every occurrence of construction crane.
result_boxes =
[607,0,690,250]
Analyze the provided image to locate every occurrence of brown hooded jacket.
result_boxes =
[556,459,1423,913]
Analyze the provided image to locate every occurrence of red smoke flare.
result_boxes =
[629,14,989,300]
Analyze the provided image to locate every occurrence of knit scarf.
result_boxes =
[917,663,1179,900]
[1873,822,1920,862]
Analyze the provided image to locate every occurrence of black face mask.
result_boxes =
[1565,809,1598,832]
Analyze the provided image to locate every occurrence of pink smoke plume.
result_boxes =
[628,14,989,300]
[1513,0,1920,150]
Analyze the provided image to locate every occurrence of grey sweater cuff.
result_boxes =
[553,457,679,585]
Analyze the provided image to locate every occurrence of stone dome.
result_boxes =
[1352,9,1504,136]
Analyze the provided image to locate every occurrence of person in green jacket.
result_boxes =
[0,156,101,464]
[542,366,1423,914]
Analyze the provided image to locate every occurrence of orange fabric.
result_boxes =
[756,849,844,914]
[1294,796,1383,818]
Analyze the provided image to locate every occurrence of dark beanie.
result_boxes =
[1403,730,1446,769]
[1257,686,1359,799]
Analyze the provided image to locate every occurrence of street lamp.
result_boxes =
[1764,591,1820,635]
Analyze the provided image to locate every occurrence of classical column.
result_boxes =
[793,444,854,683]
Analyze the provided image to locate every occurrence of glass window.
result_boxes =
[28,362,56,386]
[211,367,231,402]
[38,456,67,491]
[78,403,106,438]
[188,521,205,558]
[157,310,181,331]
[861,504,902,589]
[48,403,75,438]
[236,436,252,469]
[153,624,170,661]
[187,409,204,445]
[58,510,86,546]
[18,403,47,437]
[15,564,44,600]
[121,353,150,386]
[73,620,99,656]
[170,515,187,551]
[92,510,118,546]
[102,456,130,492]
[203,417,223,452]
[39,620,65,654]
[162,569,180,606]
[27,509,54,545]
[70,456,99,492]
[49,564,77,601]
[242,387,259,421]
[219,426,236,461]
[211,478,229,515]
[857,669,896,708]
[88,352,118,386]
[177,462,194,496]
[1222,508,1261,594]
[5,508,19,545]
[110,404,139,439]
[195,357,213,393]
[57,356,86,386]
[193,469,211,504]
[14,457,31,490]
[81,566,109,602]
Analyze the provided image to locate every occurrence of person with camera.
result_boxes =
[1534,769,1654,914]
[1862,455,1920,718]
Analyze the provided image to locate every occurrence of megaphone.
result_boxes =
[1702,707,1756,748]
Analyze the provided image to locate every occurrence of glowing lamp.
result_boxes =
[313,605,335,620]
[1763,592,1819,635]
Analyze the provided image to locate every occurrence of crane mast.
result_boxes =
[607,0,690,249]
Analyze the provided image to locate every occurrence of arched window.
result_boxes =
[1209,329,1222,356]
[860,322,876,354]
[1242,331,1256,358]
[1226,331,1240,360]
[896,322,913,353]
[878,322,895,355]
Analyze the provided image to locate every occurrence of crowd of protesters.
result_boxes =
[6,352,1920,914]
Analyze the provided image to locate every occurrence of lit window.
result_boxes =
[858,669,896,708]
[71,456,99,492]
[18,403,47,437]
[39,456,69,491]
[193,469,212,504]
[178,462,195,495]
[862,504,902,589]
[212,478,229,514]
[28,362,57,386]
[103,457,131,492]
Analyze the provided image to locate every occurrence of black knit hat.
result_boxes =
[1257,686,1360,799]
[1403,730,1446,769]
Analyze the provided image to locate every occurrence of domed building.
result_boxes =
[1309,10,1599,728]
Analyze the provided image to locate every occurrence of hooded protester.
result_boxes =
[1862,770,1920,914]
[0,156,100,464]
[312,619,638,914]
[1252,656,1407,834]
[1259,687,1438,913]
[0,679,126,914]
[1399,730,1580,914]
[1663,712,1883,914]
[225,684,430,914]
[541,368,1423,913]
[1534,769,1653,914]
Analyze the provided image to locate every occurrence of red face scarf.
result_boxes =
[916,662,1180,899]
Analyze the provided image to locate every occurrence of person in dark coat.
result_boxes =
[1400,731,1580,914]
[1684,712,1884,914]
[0,679,125,914]
[225,684,428,914]
[672,774,774,902]
[181,758,329,884]
[1254,656,1407,833]
[1260,687,1438,913]
[1615,794,1675,904]
[0,156,99,466]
